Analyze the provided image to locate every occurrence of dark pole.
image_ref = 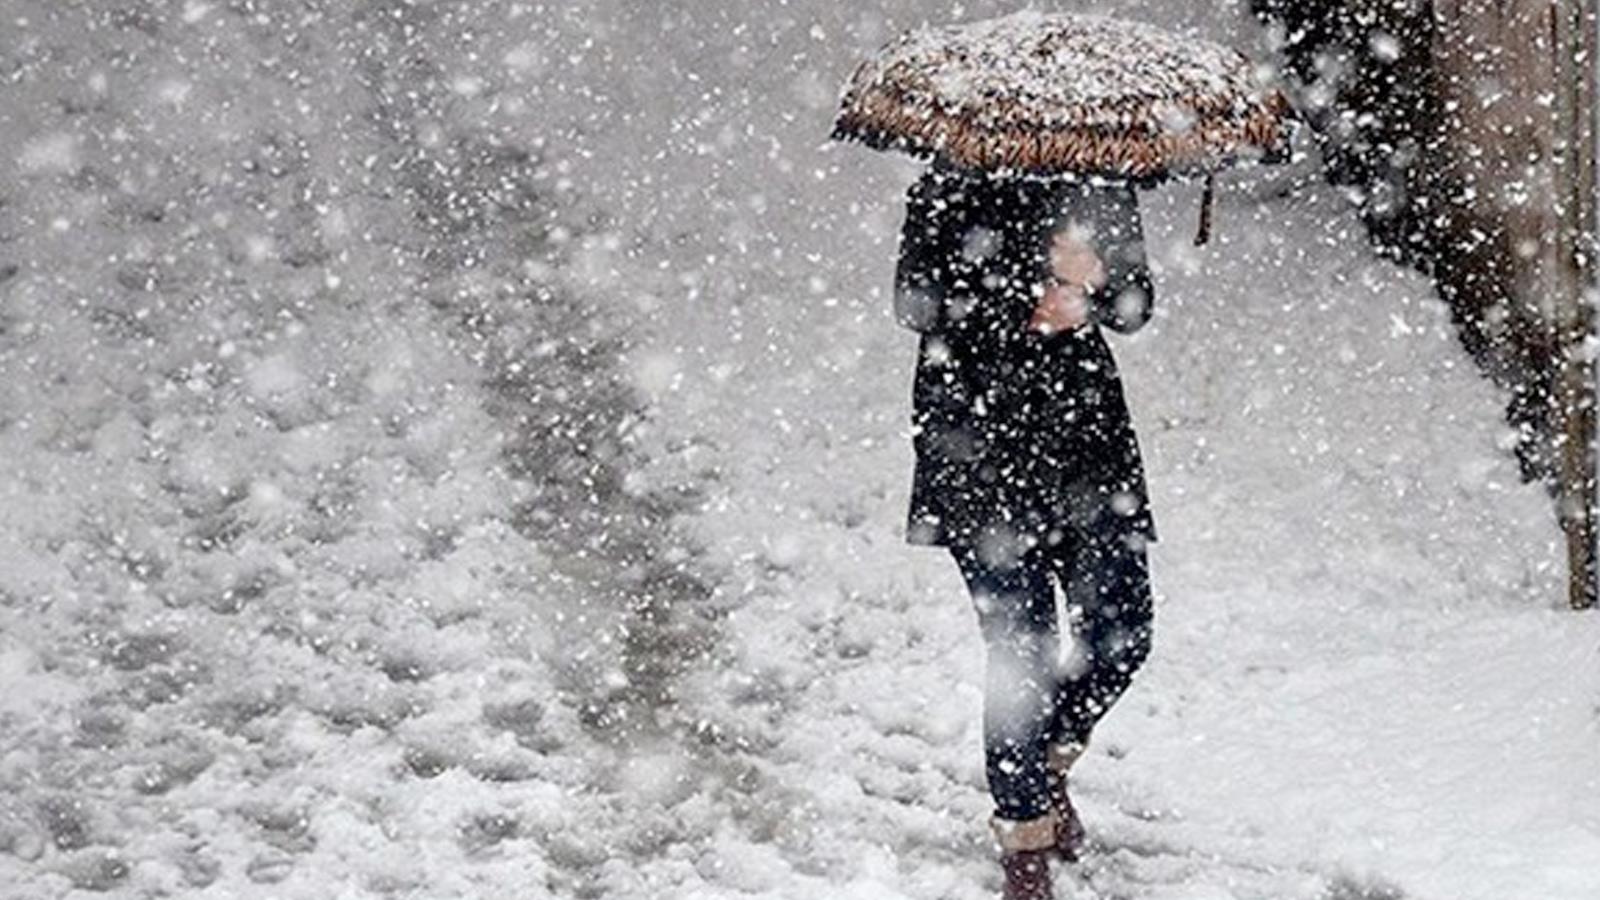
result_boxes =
[1554,0,1599,610]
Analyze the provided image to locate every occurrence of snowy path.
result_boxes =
[637,167,1600,899]
[3,2,1598,898]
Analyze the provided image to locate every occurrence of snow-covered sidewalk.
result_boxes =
[639,166,1600,899]
[4,2,1598,898]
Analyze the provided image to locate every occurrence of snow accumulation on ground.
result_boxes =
[656,160,1600,900]
[2,1,1598,900]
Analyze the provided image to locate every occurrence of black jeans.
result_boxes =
[949,530,1153,821]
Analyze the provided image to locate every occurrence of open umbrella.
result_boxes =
[832,11,1295,241]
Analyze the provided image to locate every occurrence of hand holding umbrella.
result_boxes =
[1029,229,1108,335]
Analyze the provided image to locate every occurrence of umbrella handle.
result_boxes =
[1194,173,1215,246]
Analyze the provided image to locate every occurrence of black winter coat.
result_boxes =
[895,165,1158,555]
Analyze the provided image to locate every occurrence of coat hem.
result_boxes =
[902,517,1158,549]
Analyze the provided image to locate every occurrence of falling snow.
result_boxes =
[1,2,1597,900]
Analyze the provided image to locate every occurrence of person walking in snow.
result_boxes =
[894,159,1157,899]
[839,12,1289,898]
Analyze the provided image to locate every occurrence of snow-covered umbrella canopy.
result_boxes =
[832,11,1293,181]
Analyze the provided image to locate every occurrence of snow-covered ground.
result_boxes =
[649,165,1600,898]
[2,1,1598,899]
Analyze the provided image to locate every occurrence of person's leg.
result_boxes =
[948,542,1062,824]
[1048,530,1153,748]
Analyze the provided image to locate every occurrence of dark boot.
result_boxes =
[1046,777,1086,862]
[1045,741,1087,862]
[990,811,1057,900]
[1000,849,1052,900]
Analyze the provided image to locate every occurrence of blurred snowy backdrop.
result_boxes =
[1,2,1597,899]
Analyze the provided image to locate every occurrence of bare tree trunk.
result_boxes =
[1552,0,1599,609]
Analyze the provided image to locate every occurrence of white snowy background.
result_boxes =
[1,1,1597,899]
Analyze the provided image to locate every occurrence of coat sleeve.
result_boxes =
[892,173,955,333]
[1084,186,1155,335]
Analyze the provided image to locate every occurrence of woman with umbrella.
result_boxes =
[834,13,1291,898]
[898,145,1158,899]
